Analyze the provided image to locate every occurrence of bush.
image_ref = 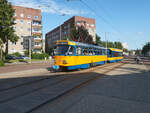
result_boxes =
[31,53,49,59]
[0,60,4,66]
[24,50,29,56]
[12,52,21,57]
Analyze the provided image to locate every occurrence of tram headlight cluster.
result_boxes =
[63,60,67,64]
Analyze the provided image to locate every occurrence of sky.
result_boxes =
[9,0,150,50]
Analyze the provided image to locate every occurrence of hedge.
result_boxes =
[0,60,4,66]
[31,53,49,59]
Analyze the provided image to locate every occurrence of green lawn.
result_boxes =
[5,59,49,63]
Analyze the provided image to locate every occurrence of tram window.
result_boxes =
[99,49,102,55]
[109,51,111,57]
[68,46,75,55]
[95,49,99,55]
[114,52,117,57]
[89,48,93,55]
[76,47,82,55]
[102,49,106,55]
[55,45,69,55]
[83,48,88,55]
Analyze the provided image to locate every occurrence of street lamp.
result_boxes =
[59,14,66,40]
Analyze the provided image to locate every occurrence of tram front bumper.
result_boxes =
[52,65,60,70]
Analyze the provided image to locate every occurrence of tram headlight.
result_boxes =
[54,59,56,64]
[63,60,67,64]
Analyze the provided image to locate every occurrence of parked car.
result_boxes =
[5,55,16,60]
[19,55,30,60]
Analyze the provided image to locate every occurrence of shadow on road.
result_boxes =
[0,61,150,113]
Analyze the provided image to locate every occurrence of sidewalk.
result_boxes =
[143,59,150,71]
[0,61,53,77]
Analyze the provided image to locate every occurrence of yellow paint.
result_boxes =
[107,57,123,61]
[109,48,123,52]
[54,55,107,66]
[56,40,76,45]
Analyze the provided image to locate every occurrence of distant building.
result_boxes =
[7,6,42,54]
[42,38,45,53]
[122,42,128,50]
[45,16,96,53]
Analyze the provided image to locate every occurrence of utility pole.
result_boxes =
[0,46,2,60]
[59,24,61,40]
[29,38,31,63]
[59,14,66,40]
[105,32,108,64]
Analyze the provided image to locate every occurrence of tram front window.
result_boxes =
[55,45,69,55]
[55,45,75,55]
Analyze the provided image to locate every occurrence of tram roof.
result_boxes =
[109,48,123,52]
[56,40,106,49]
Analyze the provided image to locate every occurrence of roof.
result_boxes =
[109,48,123,52]
[56,40,106,49]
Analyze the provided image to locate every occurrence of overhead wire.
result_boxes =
[80,0,122,35]
[81,0,138,49]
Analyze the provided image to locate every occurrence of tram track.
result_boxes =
[0,62,124,113]
[0,63,117,104]
[27,63,125,113]
[0,62,116,92]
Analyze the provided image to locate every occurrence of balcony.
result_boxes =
[34,37,42,42]
[32,20,42,27]
[34,44,42,49]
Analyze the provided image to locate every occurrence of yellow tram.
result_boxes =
[107,48,123,63]
[52,40,123,70]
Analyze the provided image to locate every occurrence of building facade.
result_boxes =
[8,6,42,54]
[45,16,96,53]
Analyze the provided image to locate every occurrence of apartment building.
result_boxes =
[8,6,42,54]
[45,16,96,53]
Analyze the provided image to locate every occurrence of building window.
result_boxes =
[14,20,17,23]
[76,22,80,25]
[20,13,24,17]
[21,42,23,45]
[87,28,89,32]
[20,20,24,24]
[34,16,39,19]
[27,15,31,18]
[28,28,31,32]
[11,42,16,45]
[27,21,31,25]
[13,26,16,30]
[35,42,41,46]
[20,27,23,31]
[14,13,16,17]
[32,21,41,25]
[91,28,94,32]
[33,28,41,33]
[91,24,94,27]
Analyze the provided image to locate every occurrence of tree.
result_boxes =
[70,25,94,44]
[0,39,3,60]
[96,34,102,44]
[114,41,123,49]
[0,0,19,60]
[142,42,150,56]
[135,49,142,56]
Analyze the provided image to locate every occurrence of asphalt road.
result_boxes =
[31,60,150,113]
[0,60,149,113]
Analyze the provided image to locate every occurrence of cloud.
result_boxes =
[8,0,88,15]
[137,32,143,35]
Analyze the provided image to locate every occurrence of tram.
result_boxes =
[107,48,123,63]
[52,40,123,71]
